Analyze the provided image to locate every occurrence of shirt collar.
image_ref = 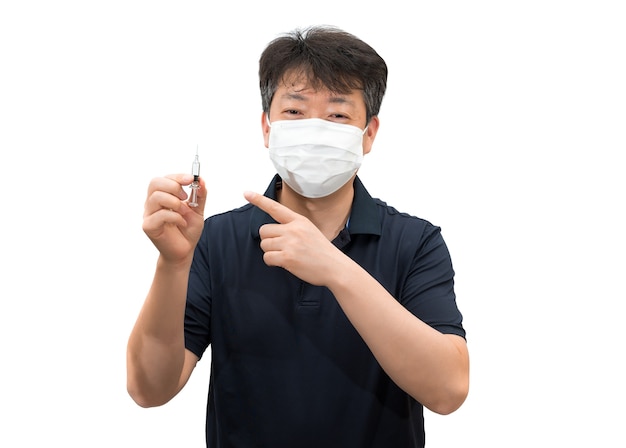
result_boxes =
[250,175,381,239]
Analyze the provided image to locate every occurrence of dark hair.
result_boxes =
[259,26,388,123]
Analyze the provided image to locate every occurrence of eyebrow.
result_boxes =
[329,96,355,106]
[281,92,307,101]
[280,92,355,106]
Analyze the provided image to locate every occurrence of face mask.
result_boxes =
[267,118,367,198]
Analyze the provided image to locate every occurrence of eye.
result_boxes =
[279,109,303,119]
[328,113,351,122]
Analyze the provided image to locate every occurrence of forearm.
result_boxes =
[328,256,469,415]
[127,256,192,407]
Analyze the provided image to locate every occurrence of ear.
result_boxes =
[362,116,380,155]
[261,112,271,148]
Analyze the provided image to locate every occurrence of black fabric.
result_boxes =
[185,175,464,448]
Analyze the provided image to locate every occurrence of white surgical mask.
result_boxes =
[267,118,367,198]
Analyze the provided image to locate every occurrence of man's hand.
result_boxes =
[244,191,343,286]
[143,174,206,264]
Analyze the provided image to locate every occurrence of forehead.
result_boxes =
[273,71,364,106]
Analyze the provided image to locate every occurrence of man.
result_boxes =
[127,25,469,447]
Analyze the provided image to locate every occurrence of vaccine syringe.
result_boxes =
[189,148,200,207]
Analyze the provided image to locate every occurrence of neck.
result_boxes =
[278,180,354,240]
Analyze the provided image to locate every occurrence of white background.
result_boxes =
[1,1,624,446]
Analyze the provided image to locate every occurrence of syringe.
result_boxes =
[189,147,200,207]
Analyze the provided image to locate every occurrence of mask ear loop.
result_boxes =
[265,114,282,189]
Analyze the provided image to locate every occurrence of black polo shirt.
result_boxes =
[185,175,465,448]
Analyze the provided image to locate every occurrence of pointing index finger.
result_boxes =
[244,191,296,224]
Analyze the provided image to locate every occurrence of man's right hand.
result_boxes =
[142,174,206,264]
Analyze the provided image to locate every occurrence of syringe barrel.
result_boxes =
[192,155,200,177]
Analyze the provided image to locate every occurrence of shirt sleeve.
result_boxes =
[184,224,213,360]
[401,223,466,339]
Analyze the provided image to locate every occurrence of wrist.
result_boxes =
[156,254,194,274]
